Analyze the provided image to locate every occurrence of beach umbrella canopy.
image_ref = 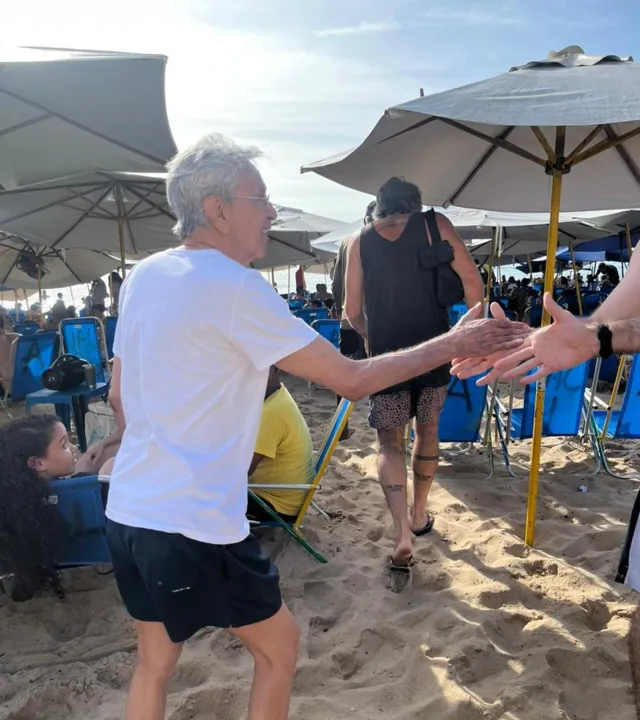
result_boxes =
[0,236,120,290]
[0,47,177,189]
[0,171,176,271]
[253,206,346,270]
[303,46,640,547]
[302,47,640,213]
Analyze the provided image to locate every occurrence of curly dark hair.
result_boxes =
[0,415,67,600]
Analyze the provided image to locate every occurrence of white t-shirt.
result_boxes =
[105,248,317,545]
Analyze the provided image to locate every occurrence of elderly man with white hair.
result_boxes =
[104,133,529,720]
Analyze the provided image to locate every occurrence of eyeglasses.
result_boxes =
[233,194,271,207]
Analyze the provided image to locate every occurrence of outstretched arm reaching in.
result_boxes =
[469,293,640,385]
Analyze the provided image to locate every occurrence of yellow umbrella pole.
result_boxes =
[626,222,634,259]
[568,242,583,315]
[525,130,565,547]
[527,254,534,282]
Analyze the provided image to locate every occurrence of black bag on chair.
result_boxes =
[423,209,465,309]
[42,355,87,392]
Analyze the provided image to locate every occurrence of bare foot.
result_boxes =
[391,537,413,567]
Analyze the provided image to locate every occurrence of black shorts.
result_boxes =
[106,519,282,643]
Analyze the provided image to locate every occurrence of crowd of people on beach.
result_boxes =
[2,133,640,719]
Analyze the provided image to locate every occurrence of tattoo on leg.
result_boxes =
[413,473,433,483]
[414,454,439,461]
[382,484,404,493]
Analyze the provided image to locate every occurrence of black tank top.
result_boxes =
[360,211,451,393]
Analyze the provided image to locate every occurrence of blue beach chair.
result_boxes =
[47,475,110,566]
[294,307,329,325]
[311,319,340,348]
[104,316,118,360]
[60,318,109,383]
[2,331,60,404]
[495,363,590,476]
[249,398,354,563]
[590,354,640,479]
[13,321,40,335]
[439,375,488,444]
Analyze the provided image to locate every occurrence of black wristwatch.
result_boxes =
[597,324,613,359]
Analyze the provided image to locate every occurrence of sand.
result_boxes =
[1,375,639,719]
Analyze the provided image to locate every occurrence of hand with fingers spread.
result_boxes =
[450,301,533,379]
[448,302,531,359]
[477,293,599,386]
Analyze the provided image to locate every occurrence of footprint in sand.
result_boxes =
[168,661,210,694]
[169,686,246,720]
[580,599,613,632]
[303,579,354,615]
[545,646,628,682]
[448,642,512,687]
[481,612,533,654]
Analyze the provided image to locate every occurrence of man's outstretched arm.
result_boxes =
[277,304,529,401]
[591,248,640,324]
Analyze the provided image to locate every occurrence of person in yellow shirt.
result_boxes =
[247,367,314,523]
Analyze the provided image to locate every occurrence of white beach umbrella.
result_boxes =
[253,206,346,270]
[0,171,176,274]
[303,46,640,545]
[0,47,176,189]
[0,236,120,290]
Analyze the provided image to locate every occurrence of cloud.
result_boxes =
[314,20,402,38]
[422,6,524,26]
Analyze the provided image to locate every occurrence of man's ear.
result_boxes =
[203,196,229,234]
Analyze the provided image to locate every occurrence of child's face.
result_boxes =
[30,422,78,479]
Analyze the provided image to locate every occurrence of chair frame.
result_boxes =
[587,354,640,480]
[59,317,110,383]
[249,398,354,563]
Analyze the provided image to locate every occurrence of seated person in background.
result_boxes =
[66,305,78,319]
[0,415,117,601]
[315,283,332,303]
[305,299,324,309]
[597,262,620,287]
[247,367,314,524]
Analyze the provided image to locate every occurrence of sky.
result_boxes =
[3,0,640,224]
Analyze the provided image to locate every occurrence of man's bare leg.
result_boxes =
[126,621,183,720]
[628,603,640,719]
[378,427,412,565]
[410,419,440,532]
[230,604,300,720]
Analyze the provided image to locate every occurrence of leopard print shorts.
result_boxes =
[369,386,448,430]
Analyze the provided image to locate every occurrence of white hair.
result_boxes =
[166,133,262,240]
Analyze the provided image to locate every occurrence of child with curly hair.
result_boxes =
[0,415,115,601]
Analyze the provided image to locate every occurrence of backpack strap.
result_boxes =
[423,208,444,247]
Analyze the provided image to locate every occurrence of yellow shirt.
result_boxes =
[250,385,314,516]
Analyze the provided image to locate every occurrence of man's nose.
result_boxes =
[266,201,277,221]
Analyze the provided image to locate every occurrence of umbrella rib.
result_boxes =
[446,126,515,206]
[0,110,52,139]
[565,125,605,164]
[124,184,176,221]
[0,184,103,225]
[602,124,640,190]
[50,186,114,250]
[0,85,171,165]
[572,124,640,166]
[437,118,547,167]
[50,247,83,284]
[530,127,555,162]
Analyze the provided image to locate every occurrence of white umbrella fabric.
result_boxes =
[0,47,176,189]
[253,206,346,270]
[303,47,640,546]
[0,237,120,290]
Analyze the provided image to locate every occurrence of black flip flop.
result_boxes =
[412,514,435,537]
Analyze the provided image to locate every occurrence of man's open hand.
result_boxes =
[450,302,533,379]
[448,302,531,360]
